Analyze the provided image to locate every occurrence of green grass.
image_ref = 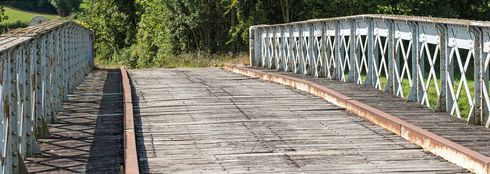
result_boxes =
[358,74,474,120]
[156,53,249,68]
[0,7,59,34]
[96,52,250,69]
[1,7,58,24]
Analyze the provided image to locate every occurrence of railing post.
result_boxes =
[299,24,305,75]
[483,29,490,127]
[265,27,271,69]
[335,21,341,80]
[23,41,32,157]
[0,53,6,173]
[275,26,281,70]
[319,22,326,78]
[261,28,266,68]
[408,22,419,102]
[437,24,448,112]
[7,48,20,173]
[27,39,41,157]
[287,26,294,72]
[348,19,356,83]
[308,23,314,76]
[385,20,395,93]
[470,26,483,125]
[366,18,374,87]
[281,26,287,71]
[270,27,276,69]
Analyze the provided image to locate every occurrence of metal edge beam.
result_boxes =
[120,67,140,174]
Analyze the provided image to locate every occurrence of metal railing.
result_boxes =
[0,20,93,173]
[249,14,490,127]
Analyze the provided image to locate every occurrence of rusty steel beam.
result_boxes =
[224,64,490,174]
[120,67,139,174]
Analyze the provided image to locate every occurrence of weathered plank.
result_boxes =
[130,68,468,173]
[25,70,123,173]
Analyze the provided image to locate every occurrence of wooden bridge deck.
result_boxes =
[129,68,468,173]
[252,67,490,157]
[25,70,123,173]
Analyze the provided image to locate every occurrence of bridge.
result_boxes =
[1,14,490,173]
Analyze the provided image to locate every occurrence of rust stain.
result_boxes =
[4,96,9,119]
[120,67,139,174]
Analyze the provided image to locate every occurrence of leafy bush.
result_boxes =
[0,21,28,33]
[78,0,490,68]
[78,0,138,63]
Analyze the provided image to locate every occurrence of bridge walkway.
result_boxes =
[25,70,123,173]
[251,67,490,156]
[129,68,467,173]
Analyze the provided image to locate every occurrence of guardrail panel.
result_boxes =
[0,20,94,173]
[249,14,490,128]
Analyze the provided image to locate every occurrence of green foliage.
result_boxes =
[0,21,28,34]
[79,0,490,68]
[129,0,172,68]
[78,0,138,64]
[2,0,57,14]
[0,5,7,23]
[3,0,82,16]
[49,0,82,16]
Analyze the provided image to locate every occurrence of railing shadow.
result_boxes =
[85,69,124,173]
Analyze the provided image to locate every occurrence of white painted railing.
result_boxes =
[0,20,93,173]
[249,14,490,126]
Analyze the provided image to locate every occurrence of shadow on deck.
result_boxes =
[26,70,123,173]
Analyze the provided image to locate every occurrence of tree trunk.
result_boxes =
[280,0,291,23]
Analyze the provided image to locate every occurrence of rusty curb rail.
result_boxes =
[121,67,140,174]
[223,64,490,174]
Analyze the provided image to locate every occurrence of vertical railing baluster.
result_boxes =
[471,26,483,124]
[483,29,490,127]
[438,24,448,112]
[385,20,395,93]
[0,53,7,173]
[408,22,419,102]
[297,25,302,74]
[366,19,374,87]
[335,21,342,80]
[249,27,255,66]
[308,24,314,76]
[348,20,356,83]
[7,48,19,173]
[279,26,288,71]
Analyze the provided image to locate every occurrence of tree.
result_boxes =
[49,0,82,16]
[79,0,490,68]
[0,5,7,23]
[79,0,138,63]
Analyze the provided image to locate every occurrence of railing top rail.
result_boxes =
[251,14,490,28]
[0,19,91,53]
[0,19,90,38]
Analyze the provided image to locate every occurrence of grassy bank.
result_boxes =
[360,74,474,119]
[2,7,57,24]
[95,53,250,69]
[0,7,58,33]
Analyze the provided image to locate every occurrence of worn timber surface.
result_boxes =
[250,66,490,158]
[130,68,468,174]
[26,70,123,173]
